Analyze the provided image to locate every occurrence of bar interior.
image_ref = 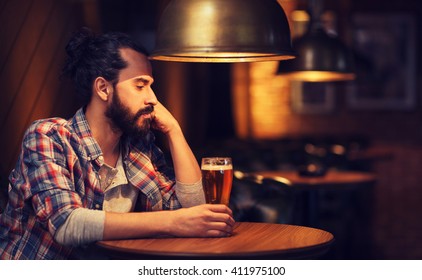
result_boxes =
[1,0,421,260]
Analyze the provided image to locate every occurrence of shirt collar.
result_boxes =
[122,131,155,160]
[69,107,103,163]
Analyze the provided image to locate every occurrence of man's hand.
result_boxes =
[151,101,180,135]
[168,204,236,237]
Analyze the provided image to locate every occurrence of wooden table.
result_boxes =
[97,222,334,260]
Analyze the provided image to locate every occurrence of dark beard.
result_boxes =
[105,88,154,138]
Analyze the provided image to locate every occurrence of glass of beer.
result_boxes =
[201,157,233,205]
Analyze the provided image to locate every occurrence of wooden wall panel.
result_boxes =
[0,0,7,11]
[0,0,55,123]
[0,0,33,70]
[4,5,80,170]
[0,0,83,174]
[2,1,59,170]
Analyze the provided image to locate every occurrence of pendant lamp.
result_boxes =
[150,0,296,63]
[277,0,355,81]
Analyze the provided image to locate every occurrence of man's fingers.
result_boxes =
[205,204,233,215]
[208,213,235,226]
[206,228,233,238]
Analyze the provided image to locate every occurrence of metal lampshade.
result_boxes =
[277,27,355,81]
[277,0,355,81]
[150,0,296,63]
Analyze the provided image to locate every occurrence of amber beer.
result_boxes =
[201,157,233,205]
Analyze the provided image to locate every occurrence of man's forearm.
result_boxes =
[103,211,173,240]
[103,204,235,240]
[166,126,202,184]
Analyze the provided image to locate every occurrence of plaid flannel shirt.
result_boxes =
[0,108,181,259]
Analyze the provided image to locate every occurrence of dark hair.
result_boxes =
[62,27,149,105]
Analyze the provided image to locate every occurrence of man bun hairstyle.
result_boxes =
[62,27,149,105]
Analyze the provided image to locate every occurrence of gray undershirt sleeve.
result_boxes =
[55,178,204,246]
[54,208,105,246]
[175,178,206,207]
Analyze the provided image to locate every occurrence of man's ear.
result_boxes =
[93,77,112,101]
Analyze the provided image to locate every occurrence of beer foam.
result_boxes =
[201,164,233,171]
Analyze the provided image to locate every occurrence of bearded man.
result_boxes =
[0,28,234,259]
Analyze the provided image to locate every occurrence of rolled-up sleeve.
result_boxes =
[175,179,205,207]
[54,208,105,246]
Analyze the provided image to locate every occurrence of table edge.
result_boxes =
[96,223,335,259]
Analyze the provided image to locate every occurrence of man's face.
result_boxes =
[105,48,157,137]
[105,86,153,137]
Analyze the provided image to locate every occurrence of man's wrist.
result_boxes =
[164,122,183,138]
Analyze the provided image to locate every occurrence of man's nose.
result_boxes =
[145,87,158,106]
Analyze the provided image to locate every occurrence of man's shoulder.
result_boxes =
[27,117,70,134]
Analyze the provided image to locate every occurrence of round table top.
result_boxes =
[252,169,376,190]
[97,222,334,259]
